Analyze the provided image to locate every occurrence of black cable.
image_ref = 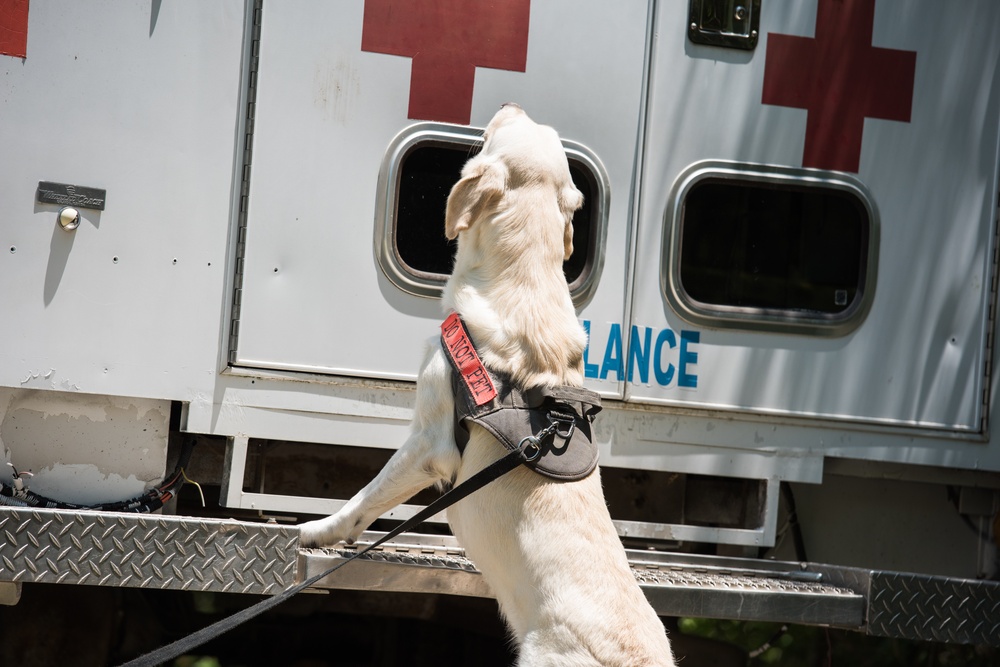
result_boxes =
[780,482,808,563]
[0,435,196,513]
[748,624,789,660]
[744,486,808,662]
[947,486,994,542]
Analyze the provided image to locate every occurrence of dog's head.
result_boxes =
[445,104,584,263]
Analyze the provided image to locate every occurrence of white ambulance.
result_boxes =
[1,0,998,658]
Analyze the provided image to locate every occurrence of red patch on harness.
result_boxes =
[441,312,497,406]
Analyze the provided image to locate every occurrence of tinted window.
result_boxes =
[395,144,596,288]
[395,144,466,277]
[680,179,868,315]
[664,165,879,336]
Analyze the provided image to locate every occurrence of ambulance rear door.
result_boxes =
[230,0,650,402]
[618,0,1000,442]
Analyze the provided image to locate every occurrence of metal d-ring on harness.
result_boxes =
[519,409,580,464]
[521,420,553,459]
[118,414,576,667]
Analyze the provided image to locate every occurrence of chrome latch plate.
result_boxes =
[688,0,761,50]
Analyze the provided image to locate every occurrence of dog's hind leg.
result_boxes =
[299,342,460,548]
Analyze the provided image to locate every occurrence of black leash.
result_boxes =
[119,435,546,667]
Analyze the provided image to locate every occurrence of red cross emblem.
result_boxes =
[361,0,530,125]
[762,0,916,173]
[0,0,29,59]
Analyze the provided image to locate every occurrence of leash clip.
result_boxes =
[516,411,578,464]
[517,436,543,462]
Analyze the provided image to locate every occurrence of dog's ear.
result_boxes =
[559,184,584,260]
[445,157,508,240]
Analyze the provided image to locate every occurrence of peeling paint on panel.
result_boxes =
[20,369,54,385]
[0,388,169,505]
[19,368,80,391]
[19,463,150,506]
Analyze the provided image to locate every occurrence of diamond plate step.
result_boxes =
[299,532,864,629]
[631,555,862,627]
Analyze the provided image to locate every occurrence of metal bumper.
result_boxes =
[0,507,297,595]
[1,507,997,646]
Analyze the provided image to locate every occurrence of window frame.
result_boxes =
[374,123,609,305]
[662,160,880,337]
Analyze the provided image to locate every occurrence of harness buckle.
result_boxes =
[548,411,576,442]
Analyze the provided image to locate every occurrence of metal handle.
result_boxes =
[58,207,80,231]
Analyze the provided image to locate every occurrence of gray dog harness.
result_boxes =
[440,313,602,481]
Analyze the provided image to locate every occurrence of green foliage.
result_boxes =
[677,618,1000,667]
[679,618,811,664]
[174,658,221,667]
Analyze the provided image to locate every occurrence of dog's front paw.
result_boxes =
[298,515,358,549]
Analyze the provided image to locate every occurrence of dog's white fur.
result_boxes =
[299,105,675,666]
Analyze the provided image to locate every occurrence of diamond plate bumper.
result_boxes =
[818,568,1000,646]
[869,572,1000,645]
[0,507,298,595]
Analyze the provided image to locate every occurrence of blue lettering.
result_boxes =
[679,330,700,388]
[653,328,676,386]
[582,320,599,379]
[600,322,624,381]
[579,321,699,389]
[627,326,651,383]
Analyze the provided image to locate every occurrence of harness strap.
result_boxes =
[441,311,497,406]
[441,314,602,482]
[525,385,602,417]
[118,440,538,667]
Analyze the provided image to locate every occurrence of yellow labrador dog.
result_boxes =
[300,104,675,666]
